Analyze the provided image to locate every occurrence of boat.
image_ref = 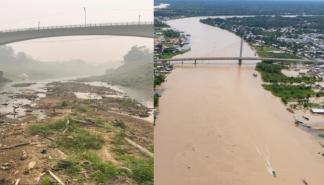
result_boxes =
[301,178,308,185]
[272,171,276,178]
[302,115,309,120]
[253,72,258,76]
[295,118,302,124]
[287,108,294,113]
[300,123,311,128]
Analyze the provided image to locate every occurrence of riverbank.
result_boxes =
[0,81,153,185]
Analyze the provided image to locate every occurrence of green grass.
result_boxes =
[305,103,322,108]
[42,176,50,185]
[56,129,104,152]
[31,117,153,185]
[122,99,137,106]
[256,61,317,84]
[160,50,189,59]
[154,94,160,107]
[30,119,104,151]
[255,45,302,59]
[154,75,165,88]
[61,101,68,107]
[83,152,122,184]
[30,119,68,136]
[319,134,324,138]
[262,83,315,104]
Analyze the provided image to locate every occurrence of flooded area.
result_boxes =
[155,17,324,185]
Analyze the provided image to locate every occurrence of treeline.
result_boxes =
[154,20,170,27]
[155,0,324,17]
[162,29,180,38]
[200,16,324,33]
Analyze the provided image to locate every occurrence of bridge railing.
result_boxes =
[0,21,153,33]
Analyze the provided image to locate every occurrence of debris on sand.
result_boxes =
[20,150,28,160]
[12,83,36,87]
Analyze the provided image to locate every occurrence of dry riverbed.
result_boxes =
[0,81,153,185]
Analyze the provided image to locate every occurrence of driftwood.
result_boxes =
[45,137,55,141]
[0,142,30,150]
[15,178,20,185]
[3,131,24,138]
[48,170,65,185]
[72,119,97,128]
[125,138,154,158]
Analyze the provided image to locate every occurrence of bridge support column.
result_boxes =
[239,37,243,65]
[195,60,196,65]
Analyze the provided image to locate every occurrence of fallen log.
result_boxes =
[3,131,24,138]
[15,178,20,185]
[0,142,30,150]
[72,119,93,125]
[124,138,154,158]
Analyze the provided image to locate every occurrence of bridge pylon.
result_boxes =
[239,37,243,65]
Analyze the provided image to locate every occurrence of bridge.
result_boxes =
[154,38,324,65]
[154,57,324,64]
[0,22,153,45]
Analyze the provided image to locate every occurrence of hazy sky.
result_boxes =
[0,0,153,63]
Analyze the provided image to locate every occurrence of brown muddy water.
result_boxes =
[155,17,324,185]
[155,65,324,185]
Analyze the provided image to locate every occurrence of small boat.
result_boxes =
[300,123,311,128]
[287,108,294,113]
[302,178,308,185]
[295,118,302,124]
[253,72,258,77]
[302,115,309,120]
[272,171,276,178]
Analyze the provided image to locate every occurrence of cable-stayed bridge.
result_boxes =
[154,38,323,64]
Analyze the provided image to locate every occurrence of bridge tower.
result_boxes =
[239,37,243,65]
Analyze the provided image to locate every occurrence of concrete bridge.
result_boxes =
[0,22,153,45]
[154,57,324,64]
[154,38,324,65]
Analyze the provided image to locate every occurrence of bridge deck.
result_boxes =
[154,57,324,63]
[0,22,153,45]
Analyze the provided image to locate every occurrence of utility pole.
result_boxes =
[139,12,140,24]
[84,7,86,26]
[239,37,243,65]
[38,20,40,30]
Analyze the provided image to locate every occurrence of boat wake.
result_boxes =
[255,143,274,175]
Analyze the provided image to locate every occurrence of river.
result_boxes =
[154,17,324,184]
